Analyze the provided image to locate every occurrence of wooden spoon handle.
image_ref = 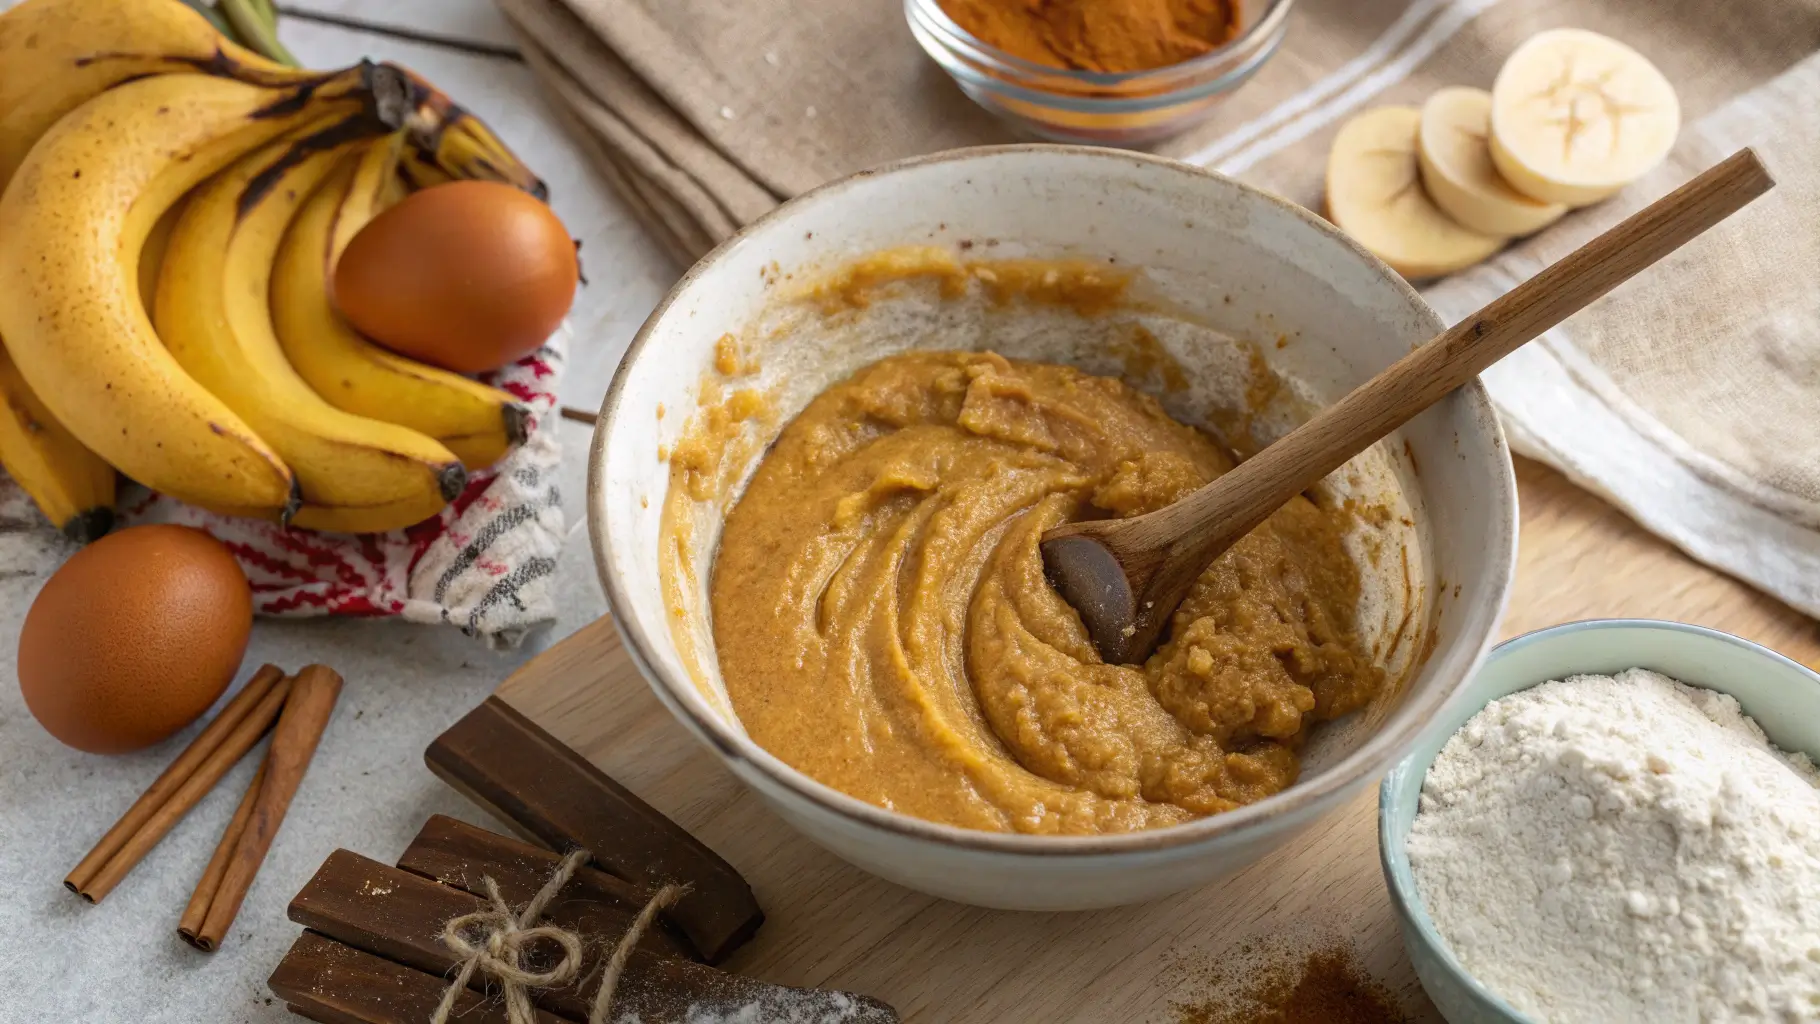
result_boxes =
[1157,148,1774,563]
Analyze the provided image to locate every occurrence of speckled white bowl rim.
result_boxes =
[590,143,1518,858]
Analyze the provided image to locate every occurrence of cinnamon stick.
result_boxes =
[178,756,268,949]
[75,671,295,903]
[194,664,343,951]
[64,664,285,895]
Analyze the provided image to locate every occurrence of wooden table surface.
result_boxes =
[257,5,1820,1014]
[492,456,1819,1022]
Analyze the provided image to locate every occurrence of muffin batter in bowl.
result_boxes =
[710,349,1384,835]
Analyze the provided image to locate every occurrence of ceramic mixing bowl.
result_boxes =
[1380,619,1820,1023]
[589,145,1517,910]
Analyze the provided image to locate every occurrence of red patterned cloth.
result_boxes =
[120,328,569,645]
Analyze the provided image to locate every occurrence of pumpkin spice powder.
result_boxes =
[937,0,1242,73]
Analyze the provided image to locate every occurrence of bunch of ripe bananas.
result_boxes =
[0,0,546,539]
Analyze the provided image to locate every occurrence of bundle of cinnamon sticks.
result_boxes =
[63,663,344,952]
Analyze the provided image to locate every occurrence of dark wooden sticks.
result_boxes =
[271,931,570,1024]
[425,697,763,964]
[396,815,697,962]
[285,849,897,1024]
[273,683,902,1023]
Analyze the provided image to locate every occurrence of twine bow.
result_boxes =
[430,847,686,1024]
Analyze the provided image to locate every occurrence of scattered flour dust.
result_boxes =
[1407,668,1820,1023]
[609,991,897,1024]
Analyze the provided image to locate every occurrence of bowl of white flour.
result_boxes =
[1378,619,1820,1024]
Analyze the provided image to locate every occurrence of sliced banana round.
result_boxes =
[1489,28,1680,206]
[1326,106,1507,280]
[1419,87,1568,237]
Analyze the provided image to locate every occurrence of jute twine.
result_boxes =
[430,847,686,1024]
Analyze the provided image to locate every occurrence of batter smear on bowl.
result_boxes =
[710,350,1384,834]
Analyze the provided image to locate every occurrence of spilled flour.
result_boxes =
[1408,669,1820,1023]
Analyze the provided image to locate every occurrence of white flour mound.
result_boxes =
[1407,668,1820,1023]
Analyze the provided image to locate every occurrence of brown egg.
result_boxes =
[332,180,578,375]
[18,525,252,754]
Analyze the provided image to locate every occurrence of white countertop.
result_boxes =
[0,4,679,1019]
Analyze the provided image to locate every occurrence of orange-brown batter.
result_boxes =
[709,350,1383,834]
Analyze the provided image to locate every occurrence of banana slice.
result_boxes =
[1326,106,1507,280]
[1489,28,1680,206]
[1419,87,1568,237]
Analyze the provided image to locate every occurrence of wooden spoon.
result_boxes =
[1041,148,1775,666]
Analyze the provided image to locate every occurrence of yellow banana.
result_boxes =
[0,0,301,535]
[0,0,308,186]
[288,493,463,534]
[398,146,455,191]
[7,164,188,545]
[0,67,397,516]
[154,116,467,534]
[380,161,412,209]
[274,137,529,471]
[137,199,187,311]
[0,0,541,199]
[395,73,546,198]
[0,342,115,542]
[0,2,537,535]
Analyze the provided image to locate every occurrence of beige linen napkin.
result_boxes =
[503,0,1820,616]
[1425,57,1820,616]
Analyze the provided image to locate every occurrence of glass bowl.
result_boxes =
[905,0,1294,146]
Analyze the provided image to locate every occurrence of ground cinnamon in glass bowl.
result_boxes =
[906,0,1292,145]
[940,0,1242,73]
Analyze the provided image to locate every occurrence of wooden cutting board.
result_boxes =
[477,457,1819,1022]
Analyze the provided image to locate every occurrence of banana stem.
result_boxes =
[179,0,238,41]
[219,0,298,67]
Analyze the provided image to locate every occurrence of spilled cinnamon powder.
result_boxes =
[1172,946,1408,1024]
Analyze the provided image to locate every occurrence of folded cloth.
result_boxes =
[0,330,567,647]
[505,0,1820,617]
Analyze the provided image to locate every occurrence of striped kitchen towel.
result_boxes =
[0,332,567,643]
[0,326,568,646]
[127,326,568,645]
[502,0,1820,618]
[127,327,567,644]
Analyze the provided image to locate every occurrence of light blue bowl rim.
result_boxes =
[1376,617,1820,1022]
